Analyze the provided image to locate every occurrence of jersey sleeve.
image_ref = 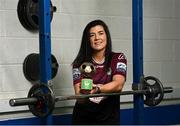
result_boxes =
[72,65,82,85]
[111,53,127,78]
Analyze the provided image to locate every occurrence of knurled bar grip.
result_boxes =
[55,90,148,101]
[9,87,173,106]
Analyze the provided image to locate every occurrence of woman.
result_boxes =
[72,19,127,124]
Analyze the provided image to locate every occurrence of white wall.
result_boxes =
[0,0,180,118]
[143,0,180,99]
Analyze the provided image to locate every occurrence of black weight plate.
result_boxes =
[17,0,34,30]
[144,76,164,106]
[28,84,55,117]
[23,53,39,82]
[23,53,59,83]
[51,55,59,79]
[26,0,39,30]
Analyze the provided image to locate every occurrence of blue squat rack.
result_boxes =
[38,0,53,124]
[132,0,144,124]
[38,0,144,124]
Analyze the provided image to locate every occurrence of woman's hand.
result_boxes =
[90,84,103,94]
[74,83,87,103]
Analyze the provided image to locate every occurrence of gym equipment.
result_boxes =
[23,53,59,83]
[17,0,57,31]
[28,84,55,117]
[9,76,173,117]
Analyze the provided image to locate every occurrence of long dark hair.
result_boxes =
[72,20,112,71]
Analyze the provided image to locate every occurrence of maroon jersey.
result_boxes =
[72,52,127,86]
[72,52,127,122]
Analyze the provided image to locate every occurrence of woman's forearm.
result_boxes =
[99,75,125,93]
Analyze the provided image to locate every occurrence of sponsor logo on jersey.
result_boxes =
[116,62,126,73]
[107,68,112,75]
[118,54,126,60]
[89,96,107,104]
[96,65,104,68]
[73,68,81,80]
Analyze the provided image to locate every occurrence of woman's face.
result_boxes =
[89,25,107,52]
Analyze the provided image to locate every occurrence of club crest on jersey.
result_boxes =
[116,62,126,73]
[73,68,81,80]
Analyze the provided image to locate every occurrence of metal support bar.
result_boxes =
[39,0,52,123]
[132,0,144,124]
[39,0,52,83]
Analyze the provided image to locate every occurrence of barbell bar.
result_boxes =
[9,87,173,105]
[9,76,173,117]
[57,87,172,101]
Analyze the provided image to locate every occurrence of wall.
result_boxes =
[143,0,180,99]
[0,0,180,123]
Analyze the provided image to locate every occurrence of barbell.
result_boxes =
[9,76,173,117]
